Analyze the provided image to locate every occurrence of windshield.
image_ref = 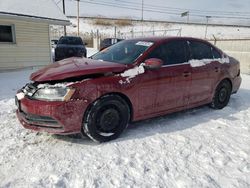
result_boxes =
[91,40,154,64]
[58,37,83,45]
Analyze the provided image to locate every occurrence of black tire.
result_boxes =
[82,95,130,142]
[210,80,232,109]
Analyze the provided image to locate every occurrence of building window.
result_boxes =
[0,25,15,43]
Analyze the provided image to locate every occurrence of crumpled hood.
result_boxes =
[30,57,128,82]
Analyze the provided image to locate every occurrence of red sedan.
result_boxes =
[16,37,241,142]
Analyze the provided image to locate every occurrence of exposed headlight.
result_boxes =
[32,85,75,101]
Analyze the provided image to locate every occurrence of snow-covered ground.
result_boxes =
[0,69,250,188]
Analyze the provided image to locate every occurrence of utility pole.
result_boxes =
[141,0,144,36]
[77,0,80,36]
[141,0,144,21]
[62,0,66,36]
[205,16,211,39]
[114,26,117,38]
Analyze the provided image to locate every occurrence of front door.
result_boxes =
[138,39,191,115]
[155,63,191,112]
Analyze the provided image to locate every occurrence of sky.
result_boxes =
[55,0,250,25]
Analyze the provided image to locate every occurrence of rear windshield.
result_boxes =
[58,37,83,45]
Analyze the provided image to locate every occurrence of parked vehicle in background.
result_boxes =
[16,37,241,142]
[100,38,123,51]
[55,36,87,61]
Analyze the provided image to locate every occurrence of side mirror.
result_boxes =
[84,42,88,46]
[143,58,163,70]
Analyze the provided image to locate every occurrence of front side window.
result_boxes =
[0,25,15,43]
[147,40,188,65]
[92,40,154,64]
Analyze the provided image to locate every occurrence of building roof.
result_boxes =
[0,0,70,25]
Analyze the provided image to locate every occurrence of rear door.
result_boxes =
[187,40,220,105]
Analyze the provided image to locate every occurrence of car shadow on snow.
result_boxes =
[55,88,250,144]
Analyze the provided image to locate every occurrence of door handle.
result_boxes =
[183,72,191,77]
[215,67,220,72]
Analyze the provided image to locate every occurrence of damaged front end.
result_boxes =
[15,81,90,134]
[18,82,76,102]
[15,57,134,135]
[15,68,120,135]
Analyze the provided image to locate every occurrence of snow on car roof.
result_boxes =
[0,0,69,24]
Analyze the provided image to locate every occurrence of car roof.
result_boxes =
[126,36,206,43]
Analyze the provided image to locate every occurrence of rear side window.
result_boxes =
[102,39,111,45]
[58,37,83,45]
[212,48,222,59]
[189,41,213,60]
[147,40,188,65]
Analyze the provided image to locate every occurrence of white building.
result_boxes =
[0,0,70,70]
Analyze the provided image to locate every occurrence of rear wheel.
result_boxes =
[83,95,130,142]
[210,80,232,109]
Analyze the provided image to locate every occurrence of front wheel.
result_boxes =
[210,80,232,109]
[82,95,130,142]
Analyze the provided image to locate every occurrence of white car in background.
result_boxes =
[51,39,58,62]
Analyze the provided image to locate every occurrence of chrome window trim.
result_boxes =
[161,62,190,67]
